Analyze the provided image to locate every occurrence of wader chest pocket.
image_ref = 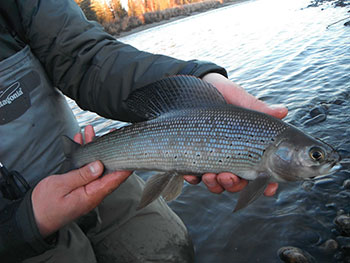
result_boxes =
[0,71,40,125]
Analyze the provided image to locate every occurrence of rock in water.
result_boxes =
[320,239,339,252]
[334,214,350,236]
[303,114,327,126]
[309,105,328,117]
[343,179,350,189]
[278,246,316,263]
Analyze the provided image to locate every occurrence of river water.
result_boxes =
[68,0,350,262]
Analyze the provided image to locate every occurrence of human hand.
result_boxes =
[183,73,288,196]
[32,125,132,237]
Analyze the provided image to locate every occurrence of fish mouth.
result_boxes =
[308,163,341,180]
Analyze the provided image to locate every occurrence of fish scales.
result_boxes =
[73,106,288,176]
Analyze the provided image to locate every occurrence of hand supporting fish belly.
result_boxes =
[62,75,340,212]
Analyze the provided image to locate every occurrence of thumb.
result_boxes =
[61,161,104,190]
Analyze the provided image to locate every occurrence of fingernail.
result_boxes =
[89,161,101,177]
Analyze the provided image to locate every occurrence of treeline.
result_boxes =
[75,0,234,35]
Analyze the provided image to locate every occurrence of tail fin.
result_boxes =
[60,136,81,173]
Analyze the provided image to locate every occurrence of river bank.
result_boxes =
[114,0,250,38]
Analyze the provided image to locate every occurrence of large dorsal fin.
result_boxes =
[126,75,227,120]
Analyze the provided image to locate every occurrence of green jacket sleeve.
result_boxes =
[0,190,55,262]
[16,0,227,122]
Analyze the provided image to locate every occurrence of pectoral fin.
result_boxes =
[161,174,184,201]
[233,173,270,212]
[137,172,184,210]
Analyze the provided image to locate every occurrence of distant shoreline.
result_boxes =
[116,0,250,38]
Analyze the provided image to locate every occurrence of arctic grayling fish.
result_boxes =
[62,75,340,212]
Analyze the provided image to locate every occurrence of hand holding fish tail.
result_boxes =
[32,126,131,237]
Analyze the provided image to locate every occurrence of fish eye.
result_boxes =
[309,147,325,162]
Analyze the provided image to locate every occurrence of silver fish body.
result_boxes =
[73,106,286,178]
[62,76,340,211]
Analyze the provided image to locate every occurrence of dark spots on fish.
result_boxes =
[218,159,223,163]
[184,152,188,155]
[210,150,214,153]
[248,154,253,158]
[226,156,230,159]
[230,143,233,147]
[174,155,178,159]
[260,139,265,143]
[193,161,196,165]
[271,138,275,142]
[196,153,201,157]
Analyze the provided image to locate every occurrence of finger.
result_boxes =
[202,173,224,194]
[61,161,104,191]
[242,95,288,120]
[183,175,201,185]
[74,132,83,144]
[84,125,95,143]
[202,73,288,120]
[85,170,132,196]
[264,182,278,196]
[216,173,248,192]
[259,104,288,119]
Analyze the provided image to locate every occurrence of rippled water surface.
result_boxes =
[69,0,350,261]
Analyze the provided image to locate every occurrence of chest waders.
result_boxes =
[0,46,79,188]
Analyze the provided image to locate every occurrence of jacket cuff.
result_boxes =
[177,60,228,78]
[0,190,55,262]
[15,189,55,257]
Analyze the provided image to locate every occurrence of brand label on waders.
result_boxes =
[0,71,40,125]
